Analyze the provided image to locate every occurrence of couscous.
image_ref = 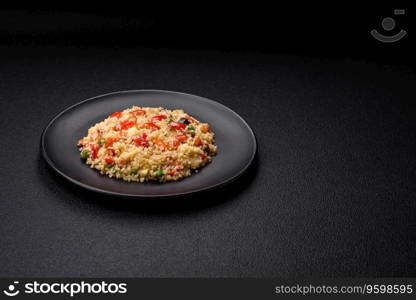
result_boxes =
[77,106,217,182]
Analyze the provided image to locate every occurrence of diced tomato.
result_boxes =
[167,170,177,176]
[194,136,202,146]
[140,122,160,131]
[201,124,210,133]
[153,138,169,151]
[170,134,187,149]
[90,144,99,159]
[105,137,120,147]
[175,134,188,143]
[106,148,116,156]
[105,157,114,165]
[169,122,186,130]
[110,111,122,118]
[120,120,136,130]
[151,115,167,122]
[133,135,149,147]
[131,109,145,116]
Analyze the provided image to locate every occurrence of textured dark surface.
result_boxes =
[0,46,415,277]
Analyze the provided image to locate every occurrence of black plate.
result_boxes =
[41,90,257,198]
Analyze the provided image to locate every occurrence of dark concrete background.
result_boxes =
[0,5,415,277]
[0,45,415,277]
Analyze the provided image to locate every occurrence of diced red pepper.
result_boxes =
[167,170,177,176]
[90,144,99,159]
[106,148,116,156]
[171,140,180,149]
[134,138,149,147]
[201,124,210,133]
[120,120,136,130]
[105,157,115,165]
[110,111,122,118]
[175,134,188,143]
[151,115,167,122]
[105,137,120,147]
[133,133,149,147]
[193,136,202,146]
[171,134,187,149]
[153,138,169,151]
[131,109,145,116]
[140,122,160,131]
[169,122,186,130]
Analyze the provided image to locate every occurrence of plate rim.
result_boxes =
[40,89,257,198]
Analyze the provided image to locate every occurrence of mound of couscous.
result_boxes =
[77,106,217,182]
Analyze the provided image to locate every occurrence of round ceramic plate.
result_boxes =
[41,90,257,198]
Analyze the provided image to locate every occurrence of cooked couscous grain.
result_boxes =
[77,107,217,182]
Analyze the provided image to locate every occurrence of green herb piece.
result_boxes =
[98,138,106,146]
[155,169,165,178]
[81,149,90,159]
